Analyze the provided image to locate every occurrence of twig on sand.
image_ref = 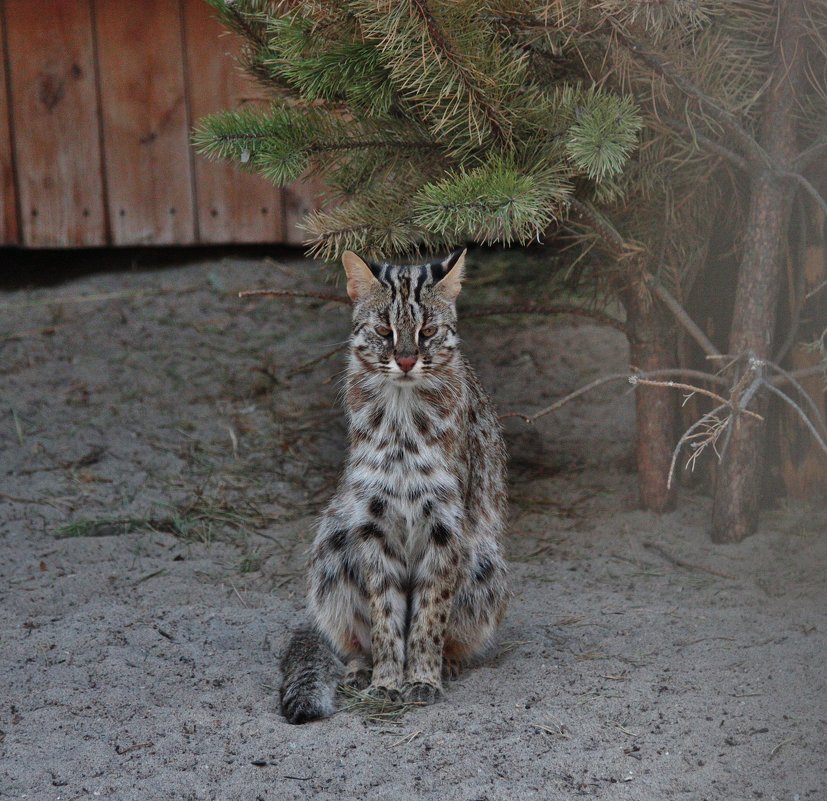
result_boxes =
[769,738,793,760]
[642,541,735,580]
[389,729,422,748]
[532,719,572,739]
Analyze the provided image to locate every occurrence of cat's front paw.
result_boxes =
[341,667,372,691]
[402,681,443,705]
[365,684,402,703]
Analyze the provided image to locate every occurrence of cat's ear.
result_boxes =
[342,251,379,301]
[434,248,466,300]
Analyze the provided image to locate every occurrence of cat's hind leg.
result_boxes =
[308,512,407,698]
[307,517,372,663]
[444,543,509,669]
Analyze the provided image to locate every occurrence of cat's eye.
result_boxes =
[374,324,392,337]
[420,325,438,338]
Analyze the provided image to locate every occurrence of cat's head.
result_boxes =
[342,249,466,384]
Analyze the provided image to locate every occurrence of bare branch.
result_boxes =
[239,289,351,304]
[770,365,825,385]
[567,201,724,362]
[648,278,722,359]
[764,360,827,436]
[629,378,761,421]
[793,139,827,170]
[763,382,827,456]
[501,373,631,423]
[567,198,628,257]
[804,278,827,302]
[504,368,729,423]
[777,170,827,217]
[463,304,626,333]
[240,287,629,333]
[667,403,730,489]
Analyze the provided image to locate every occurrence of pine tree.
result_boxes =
[195,1,827,541]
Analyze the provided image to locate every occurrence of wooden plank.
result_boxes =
[0,8,19,245]
[4,0,106,247]
[93,0,195,245]
[182,0,283,244]
[284,175,327,246]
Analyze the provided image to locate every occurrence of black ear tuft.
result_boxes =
[429,248,464,282]
[444,248,464,268]
[366,259,385,280]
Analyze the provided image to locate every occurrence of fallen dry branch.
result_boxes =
[643,542,735,581]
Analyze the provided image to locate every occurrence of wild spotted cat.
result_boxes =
[280,249,508,723]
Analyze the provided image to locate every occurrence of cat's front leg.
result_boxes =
[359,521,407,699]
[403,517,466,704]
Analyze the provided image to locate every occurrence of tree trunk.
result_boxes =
[622,285,679,512]
[711,0,807,542]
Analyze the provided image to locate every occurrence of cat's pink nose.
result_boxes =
[396,356,417,373]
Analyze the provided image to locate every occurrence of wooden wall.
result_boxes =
[0,0,321,248]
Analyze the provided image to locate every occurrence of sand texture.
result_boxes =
[1,254,825,800]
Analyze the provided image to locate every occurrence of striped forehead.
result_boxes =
[374,262,440,306]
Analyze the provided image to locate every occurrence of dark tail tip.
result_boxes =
[279,626,342,725]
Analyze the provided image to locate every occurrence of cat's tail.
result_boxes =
[279,626,344,724]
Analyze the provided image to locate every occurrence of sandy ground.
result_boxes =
[1,252,825,801]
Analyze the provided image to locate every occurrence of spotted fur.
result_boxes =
[280,249,508,723]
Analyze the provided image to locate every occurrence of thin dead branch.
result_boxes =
[667,402,731,488]
[777,170,827,217]
[503,368,728,423]
[648,278,722,359]
[764,382,827,456]
[239,289,351,304]
[642,542,735,580]
[239,286,629,332]
[793,139,827,170]
[463,304,626,333]
[764,361,827,436]
[629,378,761,420]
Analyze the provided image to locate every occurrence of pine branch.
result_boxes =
[605,22,773,170]
[566,198,628,256]
[405,0,511,145]
[204,0,271,49]
[352,0,516,152]
[659,116,748,172]
[193,106,442,186]
[412,160,571,246]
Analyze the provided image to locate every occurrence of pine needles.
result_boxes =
[194,0,644,257]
